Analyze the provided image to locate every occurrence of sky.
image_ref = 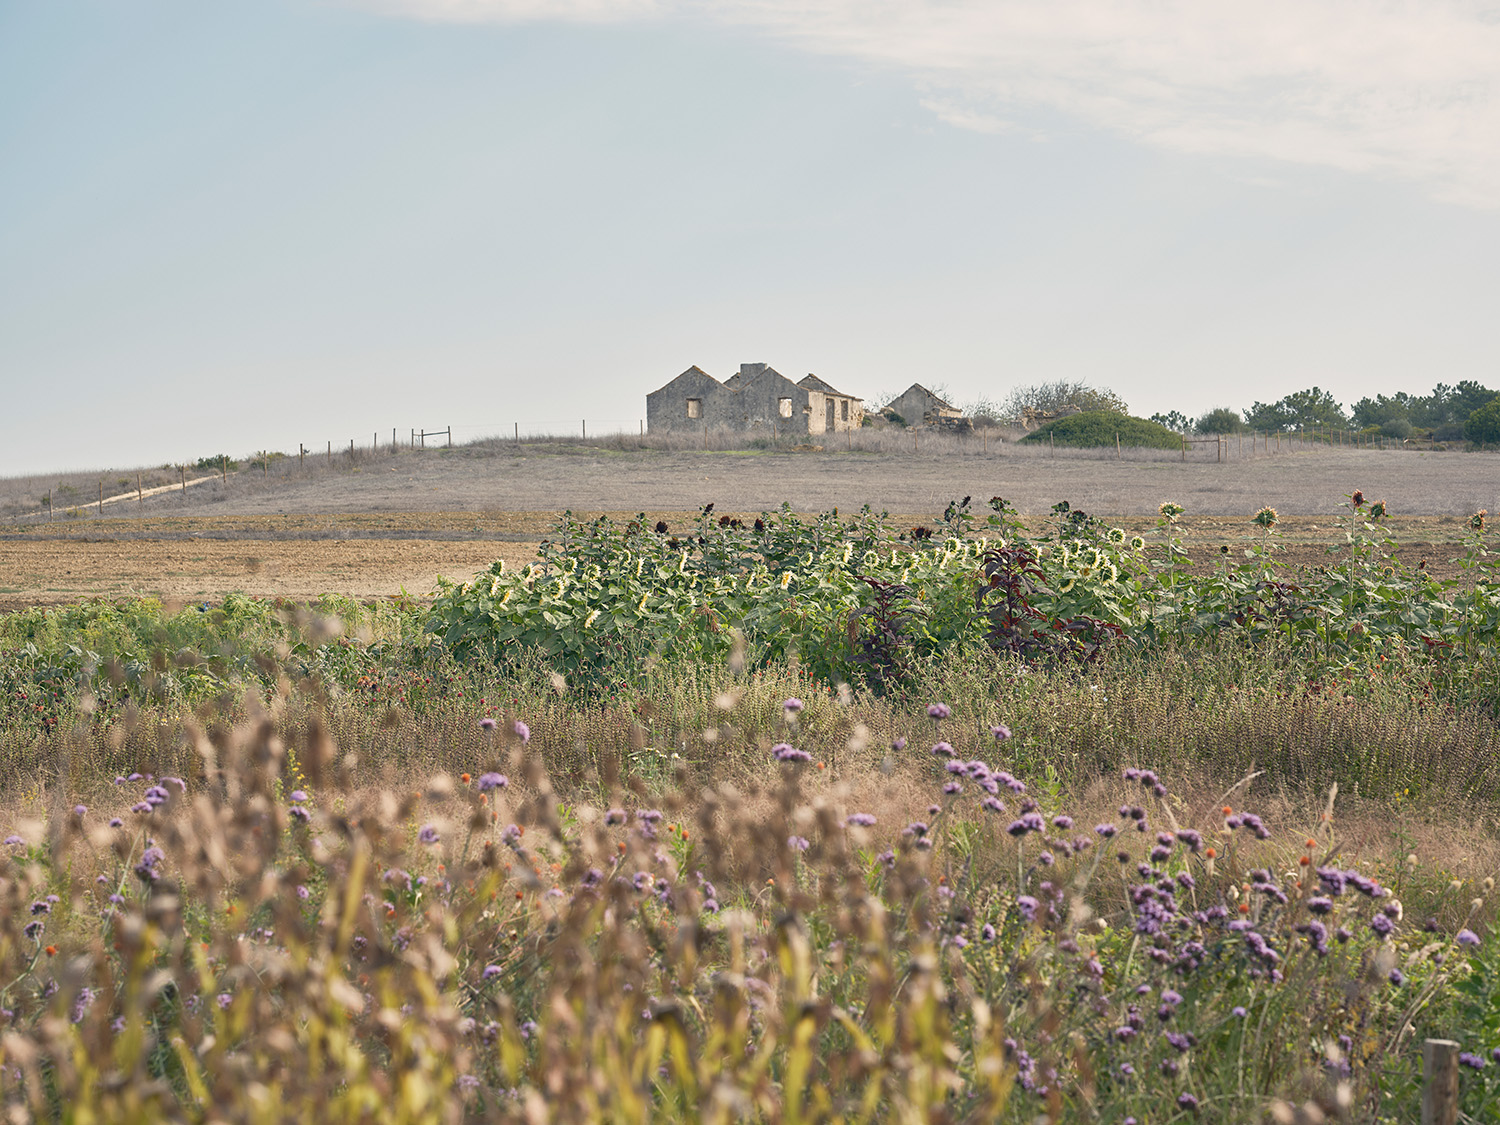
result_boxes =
[2,0,1499,476]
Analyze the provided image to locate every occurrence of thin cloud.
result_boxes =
[372,0,1500,206]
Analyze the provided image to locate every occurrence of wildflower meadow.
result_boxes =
[1,492,1499,1121]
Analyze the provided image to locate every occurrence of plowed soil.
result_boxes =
[3,444,1494,611]
[0,508,1483,615]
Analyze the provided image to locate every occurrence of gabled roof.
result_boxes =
[798,373,857,398]
[648,365,723,397]
[899,383,957,411]
[736,365,803,394]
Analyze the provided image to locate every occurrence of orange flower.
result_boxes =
[766,878,775,886]
[44,945,57,957]
[1205,848,1217,859]
[1305,838,1317,849]
[515,891,523,900]
[1238,903,1249,914]
[1222,806,1233,816]
[818,762,826,770]
[680,832,689,842]
[461,774,471,784]
[617,842,626,853]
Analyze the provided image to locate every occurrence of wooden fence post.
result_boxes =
[515,423,519,442]
[1116,432,1121,459]
[137,472,143,508]
[98,480,102,516]
[47,490,52,521]
[393,428,397,452]
[181,465,186,495]
[1180,435,1186,462]
[582,420,587,440]
[447,426,452,448]
[1423,1039,1459,1125]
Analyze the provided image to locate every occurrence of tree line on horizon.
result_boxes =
[1146,380,1500,442]
[871,378,1500,443]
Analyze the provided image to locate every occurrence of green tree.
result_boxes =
[1463,397,1500,444]
[1350,393,1413,430]
[1149,410,1190,434]
[1194,407,1245,434]
[1243,387,1347,432]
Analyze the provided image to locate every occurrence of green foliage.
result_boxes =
[1148,409,1190,433]
[1019,412,1181,450]
[425,504,985,695]
[1351,391,1417,432]
[194,454,238,472]
[1243,386,1349,432]
[1195,406,1247,434]
[1464,397,1500,443]
[0,594,417,734]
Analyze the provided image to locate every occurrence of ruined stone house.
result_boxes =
[646,363,864,436]
[884,384,963,428]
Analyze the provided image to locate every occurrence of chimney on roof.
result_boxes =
[740,362,767,378]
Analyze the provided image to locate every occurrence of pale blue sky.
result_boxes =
[3,0,1498,476]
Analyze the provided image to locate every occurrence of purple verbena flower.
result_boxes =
[926,703,951,720]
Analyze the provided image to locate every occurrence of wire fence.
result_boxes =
[2,421,1487,525]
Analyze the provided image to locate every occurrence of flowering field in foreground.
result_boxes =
[2,692,1499,1123]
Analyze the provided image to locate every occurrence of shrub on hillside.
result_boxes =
[1195,406,1246,434]
[1019,411,1182,450]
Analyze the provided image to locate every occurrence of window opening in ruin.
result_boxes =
[841,400,849,421]
[686,398,701,419]
[779,397,793,418]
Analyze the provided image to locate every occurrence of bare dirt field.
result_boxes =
[1,444,1494,612]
